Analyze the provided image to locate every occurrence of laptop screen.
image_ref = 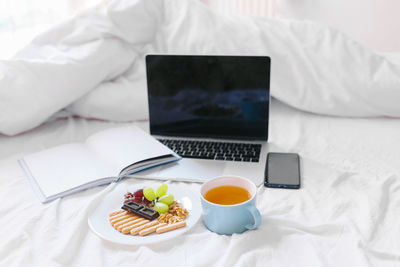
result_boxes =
[146,55,270,140]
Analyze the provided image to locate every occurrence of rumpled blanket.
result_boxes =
[1,0,400,136]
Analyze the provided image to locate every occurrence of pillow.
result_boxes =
[1,0,400,136]
[272,0,400,52]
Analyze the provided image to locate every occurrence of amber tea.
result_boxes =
[204,185,251,205]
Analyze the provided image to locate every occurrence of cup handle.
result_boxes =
[245,206,262,230]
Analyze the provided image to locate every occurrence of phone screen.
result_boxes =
[265,152,300,189]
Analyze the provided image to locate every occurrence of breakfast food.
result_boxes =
[121,201,159,220]
[138,223,167,236]
[130,220,160,235]
[158,201,189,224]
[109,184,189,237]
[156,221,186,234]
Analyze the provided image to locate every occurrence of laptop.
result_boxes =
[131,55,270,186]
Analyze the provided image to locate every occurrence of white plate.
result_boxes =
[88,184,201,245]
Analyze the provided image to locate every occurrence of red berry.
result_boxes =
[133,196,142,203]
[124,197,134,203]
[124,192,134,199]
[134,189,144,198]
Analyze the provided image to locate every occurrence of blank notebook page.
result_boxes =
[85,126,173,172]
[24,143,115,198]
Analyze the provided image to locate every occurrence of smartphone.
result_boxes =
[264,152,301,189]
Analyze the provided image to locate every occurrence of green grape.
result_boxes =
[156,184,168,198]
[158,194,174,205]
[154,202,169,214]
[143,187,156,201]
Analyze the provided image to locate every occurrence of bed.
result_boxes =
[1,99,399,266]
[1,0,400,266]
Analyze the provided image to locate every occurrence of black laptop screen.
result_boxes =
[146,55,270,140]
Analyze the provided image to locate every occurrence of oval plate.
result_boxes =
[88,183,201,245]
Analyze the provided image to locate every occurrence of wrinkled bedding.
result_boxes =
[1,0,400,136]
[1,100,399,266]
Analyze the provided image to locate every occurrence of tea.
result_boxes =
[204,185,251,205]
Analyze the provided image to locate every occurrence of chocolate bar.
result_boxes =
[121,201,159,221]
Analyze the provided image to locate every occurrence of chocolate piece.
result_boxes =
[123,201,143,211]
[140,207,158,218]
[121,201,159,221]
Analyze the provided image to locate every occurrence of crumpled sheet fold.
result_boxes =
[1,0,400,135]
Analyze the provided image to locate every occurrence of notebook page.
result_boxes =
[86,126,174,173]
[23,143,116,198]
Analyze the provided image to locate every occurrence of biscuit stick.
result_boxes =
[130,220,159,236]
[156,221,186,234]
[139,223,167,236]
[109,213,126,223]
[114,216,141,230]
[117,218,145,232]
[109,210,126,217]
[110,214,133,225]
[124,220,150,235]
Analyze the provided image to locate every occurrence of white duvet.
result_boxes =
[1,0,400,136]
[1,100,399,266]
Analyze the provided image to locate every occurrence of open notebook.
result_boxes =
[19,126,181,203]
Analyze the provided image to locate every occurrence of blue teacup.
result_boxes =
[200,175,262,235]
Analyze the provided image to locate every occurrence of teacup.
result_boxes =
[200,175,261,235]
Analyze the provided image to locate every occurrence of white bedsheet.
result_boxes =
[1,100,399,266]
[1,0,400,136]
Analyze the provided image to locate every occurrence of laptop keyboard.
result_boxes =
[158,139,261,162]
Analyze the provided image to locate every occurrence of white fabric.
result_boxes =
[272,0,400,52]
[1,100,399,266]
[1,0,400,136]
